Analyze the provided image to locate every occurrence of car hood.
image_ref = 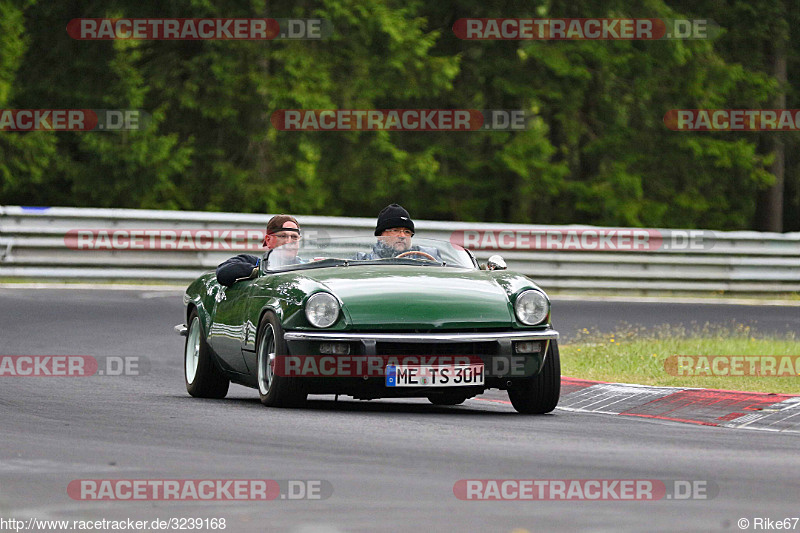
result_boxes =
[295,266,521,329]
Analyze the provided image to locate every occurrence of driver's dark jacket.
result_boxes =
[216,254,259,287]
[354,241,443,261]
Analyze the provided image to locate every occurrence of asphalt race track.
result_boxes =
[1,287,799,532]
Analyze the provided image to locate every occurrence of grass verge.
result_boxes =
[560,323,800,394]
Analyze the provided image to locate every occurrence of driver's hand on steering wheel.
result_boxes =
[396,250,437,261]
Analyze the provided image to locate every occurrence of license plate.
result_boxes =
[385,364,484,387]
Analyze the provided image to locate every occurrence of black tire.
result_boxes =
[427,393,472,406]
[256,312,307,408]
[507,339,561,414]
[184,310,229,399]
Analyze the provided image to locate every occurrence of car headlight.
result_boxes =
[305,292,340,328]
[514,290,549,325]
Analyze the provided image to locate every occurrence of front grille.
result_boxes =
[375,341,497,357]
[350,327,491,334]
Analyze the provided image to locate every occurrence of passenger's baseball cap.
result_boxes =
[267,214,300,234]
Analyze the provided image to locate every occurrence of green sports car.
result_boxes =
[176,237,560,413]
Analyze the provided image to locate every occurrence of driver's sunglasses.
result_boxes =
[384,228,414,237]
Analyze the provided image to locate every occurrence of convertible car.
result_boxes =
[176,237,560,413]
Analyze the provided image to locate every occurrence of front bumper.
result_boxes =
[283,329,558,343]
[282,328,559,391]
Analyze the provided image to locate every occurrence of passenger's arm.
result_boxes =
[216,254,259,287]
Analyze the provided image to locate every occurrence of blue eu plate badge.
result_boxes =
[386,365,396,387]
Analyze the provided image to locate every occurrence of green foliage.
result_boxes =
[0,0,797,230]
[0,0,58,203]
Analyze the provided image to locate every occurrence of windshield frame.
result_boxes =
[262,236,477,273]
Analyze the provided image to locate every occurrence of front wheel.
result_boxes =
[507,339,560,414]
[256,312,307,408]
[184,310,229,399]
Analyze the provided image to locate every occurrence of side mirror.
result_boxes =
[486,255,507,271]
[234,267,259,283]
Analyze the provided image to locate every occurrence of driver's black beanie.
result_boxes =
[374,203,415,236]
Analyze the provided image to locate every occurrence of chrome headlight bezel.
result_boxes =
[514,290,550,326]
[305,292,340,328]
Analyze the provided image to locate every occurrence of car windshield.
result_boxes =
[265,236,475,272]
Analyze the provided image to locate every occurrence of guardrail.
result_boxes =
[1,206,799,294]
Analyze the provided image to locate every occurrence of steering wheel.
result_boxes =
[396,250,436,261]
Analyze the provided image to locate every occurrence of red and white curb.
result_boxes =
[480,378,800,433]
[558,378,800,433]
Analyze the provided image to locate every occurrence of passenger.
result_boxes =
[356,204,442,261]
[216,215,301,286]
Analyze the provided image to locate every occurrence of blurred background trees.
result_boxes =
[1,0,797,231]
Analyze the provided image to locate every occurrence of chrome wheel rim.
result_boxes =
[258,324,276,395]
[185,317,200,384]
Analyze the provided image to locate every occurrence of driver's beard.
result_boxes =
[374,240,400,258]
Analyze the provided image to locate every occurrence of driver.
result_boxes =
[355,204,442,261]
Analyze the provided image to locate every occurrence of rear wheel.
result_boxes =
[256,312,307,408]
[507,339,560,414]
[184,310,229,399]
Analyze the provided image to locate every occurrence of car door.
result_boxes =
[209,278,258,374]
